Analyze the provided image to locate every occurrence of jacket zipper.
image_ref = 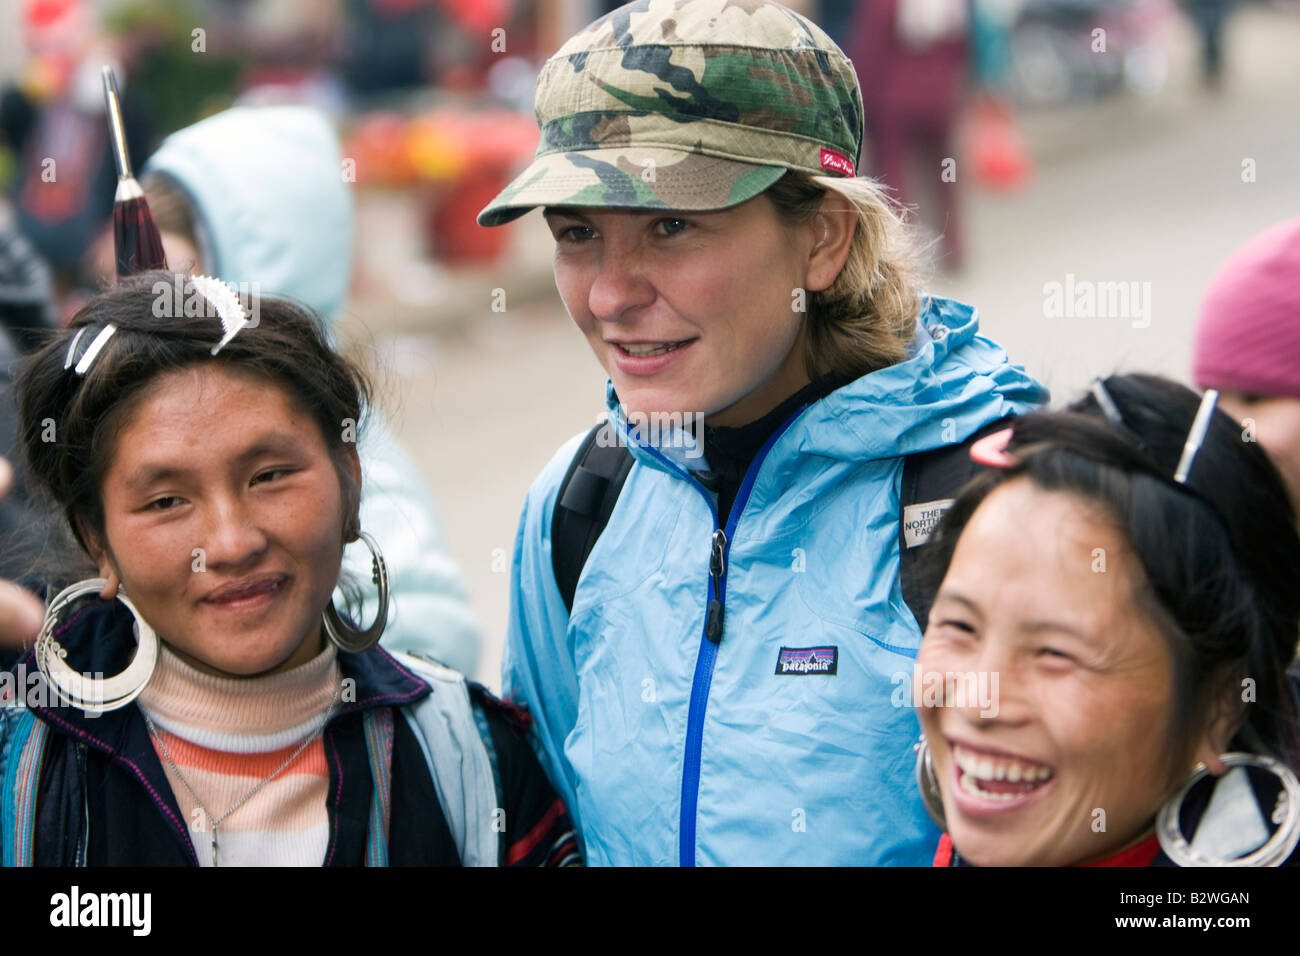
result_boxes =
[626,408,811,867]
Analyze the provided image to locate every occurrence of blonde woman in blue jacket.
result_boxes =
[138,105,480,675]
[478,0,1048,865]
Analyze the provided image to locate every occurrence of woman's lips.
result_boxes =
[948,741,1056,815]
[202,574,289,612]
[608,338,696,376]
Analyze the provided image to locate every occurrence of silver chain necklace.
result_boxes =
[143,691,343,867]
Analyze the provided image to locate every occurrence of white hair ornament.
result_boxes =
[189,274,251,355]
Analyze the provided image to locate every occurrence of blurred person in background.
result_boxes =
[1193,218,1300,521]
[0,457,44,650]
[132,105,482,675]
[919,375,1300,866]
[850,0,972,270]
[479,0,1045,865]
[0,230,54,584]
[0,0,152,305]
[1181,0,1236,88]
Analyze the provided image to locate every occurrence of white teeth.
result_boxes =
[952,744,1053,784]
[620,341,688,357]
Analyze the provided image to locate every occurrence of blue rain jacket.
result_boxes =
[503,295,1048,865]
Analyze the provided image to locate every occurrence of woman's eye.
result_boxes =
[1036,647,1075,663]
[556,224,596,243]
[252,469,292,486]
[938,619,976,636]
[654,217,690,236]
[147,496,183,511]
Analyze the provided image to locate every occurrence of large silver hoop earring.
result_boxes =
[915,734,947,828]
[1156,752,1300,867]
[35,578,159,714]
[323,531,389,654]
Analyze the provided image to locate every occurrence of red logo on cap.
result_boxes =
[819,148,854,177]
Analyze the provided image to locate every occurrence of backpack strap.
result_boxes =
[393,652,501,867]
[551,421,634,613]
[898,415,1019,630]
[1,708,48,867]
[550,413,1017,630]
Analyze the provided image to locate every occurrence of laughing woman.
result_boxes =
[0,273,579,866]
[917,374,1300,866]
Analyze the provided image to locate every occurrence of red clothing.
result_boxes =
[934,832,1162,867]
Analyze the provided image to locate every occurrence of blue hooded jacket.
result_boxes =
[142,106,480,674]
[503,295,1048,865]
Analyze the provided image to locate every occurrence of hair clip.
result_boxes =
[969,427,1017,468]
[1173,389,1220,484]
[1090,377,1152,455]
[190,274,250,355]
[63,323,118,376]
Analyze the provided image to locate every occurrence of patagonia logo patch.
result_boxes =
[903,498,955,549]
[819,147,855,177]
[775,646,838,675]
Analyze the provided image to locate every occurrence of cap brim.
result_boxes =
[477,147,788,227]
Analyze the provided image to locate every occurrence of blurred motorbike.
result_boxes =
[1010,0,1178,105]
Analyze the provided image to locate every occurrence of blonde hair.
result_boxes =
[766,171,924,383]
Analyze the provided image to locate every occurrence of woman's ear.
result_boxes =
[341,444,364,543]
[74,517,121,599]
[805,197,857,293]
[1191,681,1246,776]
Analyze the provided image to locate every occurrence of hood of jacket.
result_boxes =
[143,105,352,330]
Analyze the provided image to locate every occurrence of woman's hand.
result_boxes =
[0,457,44,646]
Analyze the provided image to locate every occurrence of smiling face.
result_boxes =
[544,195,827,427]
[87,364,358,678]
[918,477,1218,866]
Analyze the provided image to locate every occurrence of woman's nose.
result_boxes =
[201,496,268,568]
[587,246,655,322]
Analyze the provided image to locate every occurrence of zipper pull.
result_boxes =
[706,529,727,644]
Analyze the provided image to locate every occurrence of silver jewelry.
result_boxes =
[35,578,159,714]
[323,531,389,653]
[63,323,118,376]
[189,274,251,356]
[144,690,343,867]
[1156,752,1300,867]
[914,734,947,828]
[1173,388,1220,484]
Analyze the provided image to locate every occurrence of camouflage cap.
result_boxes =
[477,0,863,227]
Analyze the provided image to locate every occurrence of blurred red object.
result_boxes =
[347,112,418,187]
[963,96,1033,191]
[420,109,537,264]
[438,0,510,33]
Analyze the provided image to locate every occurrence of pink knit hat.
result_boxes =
[1193,218,1300,400]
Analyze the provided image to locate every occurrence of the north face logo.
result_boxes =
[775,646,838,675]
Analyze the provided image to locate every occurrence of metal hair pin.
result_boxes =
[1173,388,1220,485]
[63,324,118,376]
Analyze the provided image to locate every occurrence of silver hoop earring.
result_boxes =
[323,531,389,654]
[1156,752,1300,867]
[915,734,947,828]
[35,578,159,714]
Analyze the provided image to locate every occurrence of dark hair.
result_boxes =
[921,373,1300,773]
[13,271,371,582]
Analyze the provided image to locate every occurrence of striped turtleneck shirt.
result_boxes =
[138,641,341,867]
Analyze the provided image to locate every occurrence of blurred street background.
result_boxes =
[2,0,1298,688]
